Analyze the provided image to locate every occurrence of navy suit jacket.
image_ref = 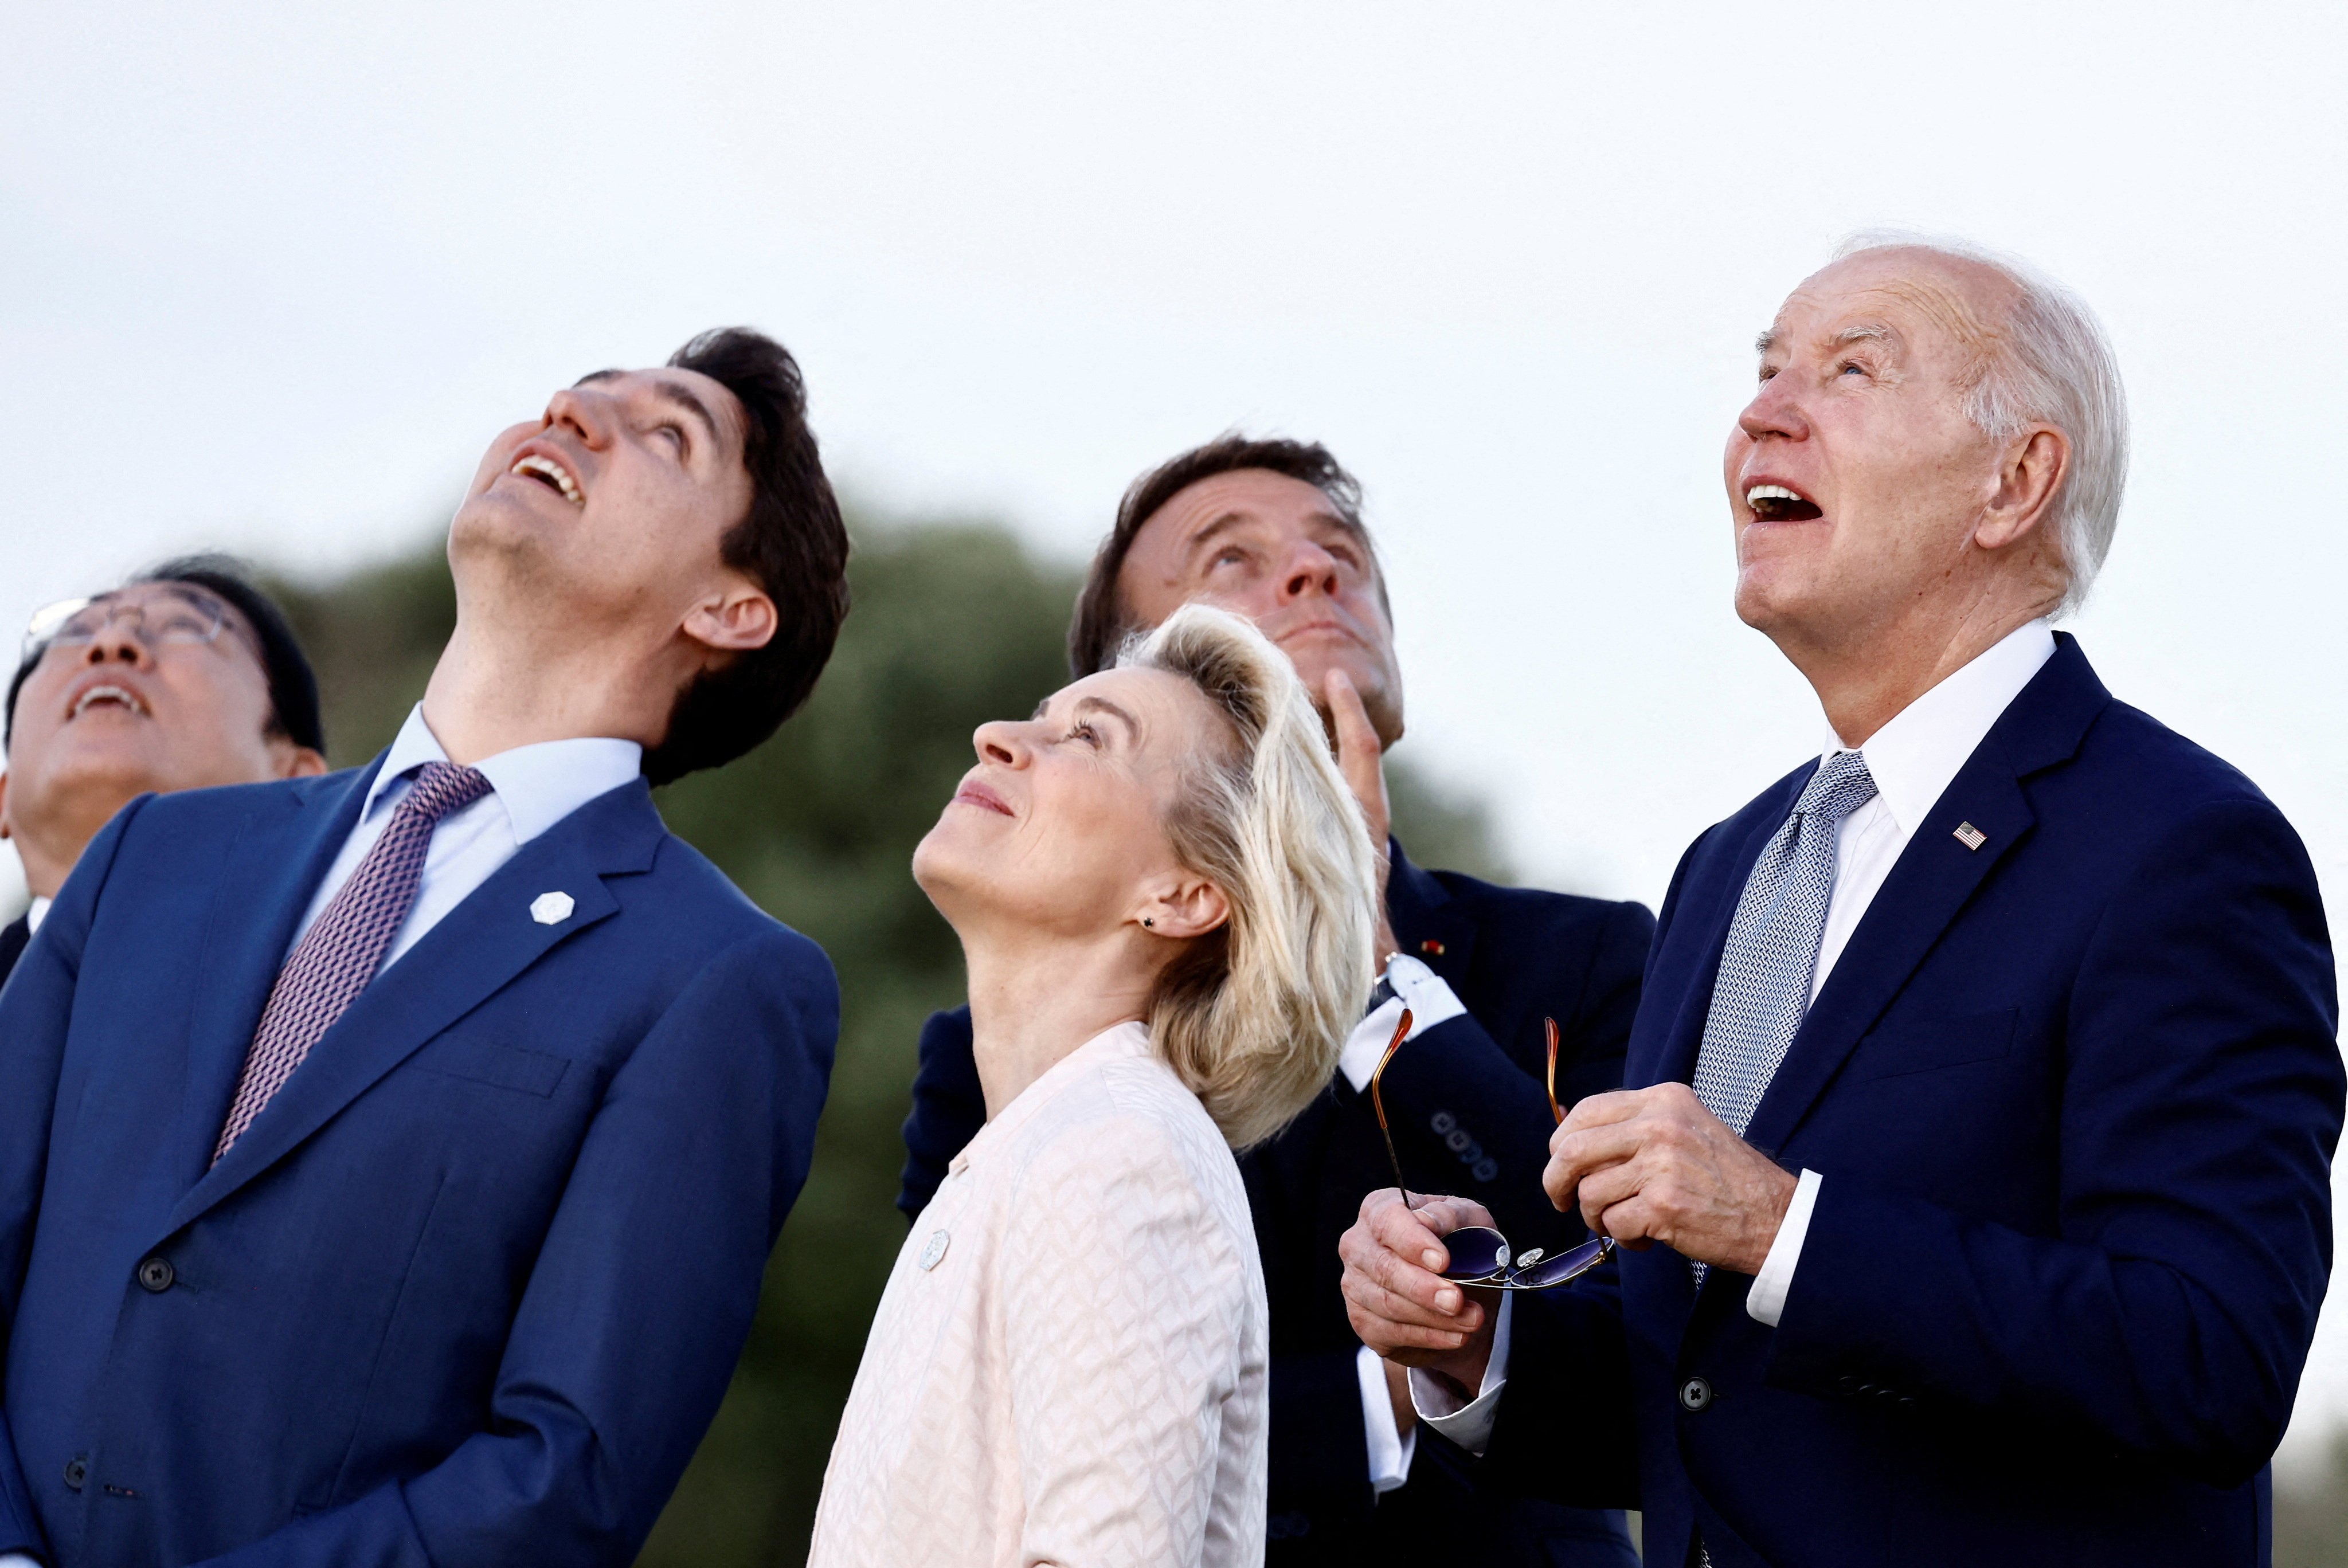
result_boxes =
[0,761,839,1567]
[1457,636,2342,1567]
[899,845,1653,1565]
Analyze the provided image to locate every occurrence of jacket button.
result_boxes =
[136,1257,175,1293]
[1679,1376,1713,1412]
[62,1457,87,1491]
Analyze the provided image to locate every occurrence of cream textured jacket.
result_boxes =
[808,1021,1268,1567]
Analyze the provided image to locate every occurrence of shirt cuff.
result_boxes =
[0,1554,45,1567]
[1408,1290,1513,1457]
[1337,957,1469,1092]
[1746,1168,1822,1327]
[1355,1344,1417,1493]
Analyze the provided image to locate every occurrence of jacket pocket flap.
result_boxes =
[408,1037,570,1097]
[1848,1008,2017,1082]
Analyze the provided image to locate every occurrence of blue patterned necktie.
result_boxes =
[213,762,492,1162]
[1686,749,1877,1288]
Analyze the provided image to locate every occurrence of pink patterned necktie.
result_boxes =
[213,761,493,1163]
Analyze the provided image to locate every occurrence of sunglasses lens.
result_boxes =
[1439,1226,1510,1281]
[1507,1235,1613,1289]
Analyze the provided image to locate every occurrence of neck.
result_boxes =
[962,926,1160,1119]
[9,782,141,899]
[420,614,680,765]
[1782,589,2053,748]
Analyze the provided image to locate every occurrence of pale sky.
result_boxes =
[6,0,2346,1469]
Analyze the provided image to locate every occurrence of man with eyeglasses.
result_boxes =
[0,557,326,986]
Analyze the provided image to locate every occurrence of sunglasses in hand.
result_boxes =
[1369,1011,1616,1291]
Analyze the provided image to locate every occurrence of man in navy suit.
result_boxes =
[1341,237,2342,1566]
[897,436,1653,1565]
[0,558,328,990]
[0,328,850,1567]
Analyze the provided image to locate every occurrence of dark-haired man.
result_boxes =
[899,437,1653,1566]
[0,558,328,986]
[0,329,849,1567]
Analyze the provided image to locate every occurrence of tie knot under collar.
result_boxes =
[399,761,494,824]
[1794,750,1878,824]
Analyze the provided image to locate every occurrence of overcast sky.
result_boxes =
[6,0,2346,1466]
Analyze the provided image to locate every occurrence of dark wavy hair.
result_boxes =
[644,328,852,785]
[1065,434,1383,679]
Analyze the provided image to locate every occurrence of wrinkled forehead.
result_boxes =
[1767,249,2020,363]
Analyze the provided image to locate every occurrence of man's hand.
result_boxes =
[1340,1189,1500,1395]
[1543,1083,1797,1275]
[1325,669,1398,959]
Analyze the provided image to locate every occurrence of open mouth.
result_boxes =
[510,454,584,506]
[1745,484,1822,523]
[69,684,147,720]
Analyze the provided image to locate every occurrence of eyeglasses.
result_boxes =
[22,591,232,663]
[1368,1010,1616,1291]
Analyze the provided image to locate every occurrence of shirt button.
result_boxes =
[136,1257,175,1293]
[62,1457,87,1491]
[1679,1376,1713,1412]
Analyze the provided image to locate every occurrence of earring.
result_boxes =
[1142,918,1156,928]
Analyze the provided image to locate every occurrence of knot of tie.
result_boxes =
[398,761,493,824]
[1794,750,1878,826]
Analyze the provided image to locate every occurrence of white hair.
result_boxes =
[1833,229,2130,616]
[1121,603,1380,1151]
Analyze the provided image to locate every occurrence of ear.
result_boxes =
[681,577,780,660]
[0,769,13,841]
[271,743,330,779]
[1137,872,1231,942]
[1975,426,2069,552]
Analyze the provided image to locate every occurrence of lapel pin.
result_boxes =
[529,891,576,926]
[1952,822,1987,852]
[1419,939,1446,957]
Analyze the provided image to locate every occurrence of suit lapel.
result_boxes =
[170,763,381,1193]
[1643,788,1806,1093]
[1384,841,1478,989]
[165,780,664,1234]
[1739,636,2111,1155]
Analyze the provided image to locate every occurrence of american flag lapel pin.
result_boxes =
[1952,821,1988,852]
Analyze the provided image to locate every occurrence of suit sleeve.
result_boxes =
[0,799,146,1562]
[191,928,841,1568]
[1377,901,1653,1246]
[898,1007,985,1222]
[1765,798,2342,1486]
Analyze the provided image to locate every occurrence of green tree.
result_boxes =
[271,514,1504,1563]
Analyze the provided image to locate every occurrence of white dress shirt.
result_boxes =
[1339,953,1471,1492]
[1415,620,2057,1454]
[23,896,49,934]
[290,705,643,969]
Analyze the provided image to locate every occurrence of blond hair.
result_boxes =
[1123,603,1380,1150]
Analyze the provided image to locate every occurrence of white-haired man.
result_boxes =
[1339,237,2341,1567]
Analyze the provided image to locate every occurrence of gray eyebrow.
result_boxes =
[1071,695,1140,743]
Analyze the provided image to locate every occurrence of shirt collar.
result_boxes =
[365,705,645,847]
[1825,618,2057,834]
[25,895,50,934]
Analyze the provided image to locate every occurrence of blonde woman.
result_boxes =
[808,604,1379,1568]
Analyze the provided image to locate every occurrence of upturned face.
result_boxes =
[913,666,1229,942]
[1117,469,1403,745]
[450,366,761,656]
[1724,247,2024,649]
[3,583,298,832]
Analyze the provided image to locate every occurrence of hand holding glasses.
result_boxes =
[1368,1011,1615,1291]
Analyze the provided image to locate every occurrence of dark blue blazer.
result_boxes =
[1458,636,2342,1567]
[0,761,839,1567]
[899,844,1653,1566]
